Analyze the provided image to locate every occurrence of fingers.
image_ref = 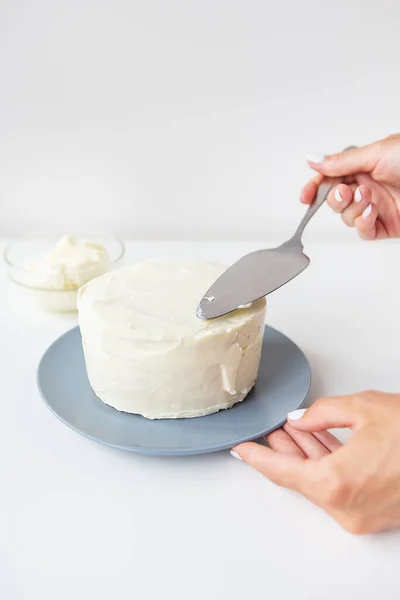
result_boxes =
[340,185,372,227]
[267,428,306,458]
[354,205,378,240]
[300,175,323,205]
[307,143,380,177]
[282,423,330,459]
[287,395,363,432]
[300,176,356,206]
[312,431,343,452]
[326,183,355,212]
[326,183,378,240]
[269,425,342,458]
[232,441,317,494]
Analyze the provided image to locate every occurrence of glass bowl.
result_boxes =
[4,232,125,312]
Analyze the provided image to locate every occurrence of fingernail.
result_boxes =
[362,204,372,219]
[354,187,363,203]
[287,408,307,421]
[230,450,242,460]
[306,154,326,164]
[334,188,344,203]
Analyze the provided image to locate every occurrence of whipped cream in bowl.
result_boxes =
[4,232,124,311]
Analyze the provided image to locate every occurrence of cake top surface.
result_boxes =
[78,259,265,342]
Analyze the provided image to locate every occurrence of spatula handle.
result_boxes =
[293,146,357,242]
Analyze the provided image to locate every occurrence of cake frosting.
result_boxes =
[78,259,266,419]
[28,235,109,290]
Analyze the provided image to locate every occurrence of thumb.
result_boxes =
[232,441,316,494]
[307,143,380,177]
[287,395,363,432]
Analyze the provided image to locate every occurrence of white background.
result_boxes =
[1,0,400,241]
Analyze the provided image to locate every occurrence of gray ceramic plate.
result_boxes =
[37,326,311,456]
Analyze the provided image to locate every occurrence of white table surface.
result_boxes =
[2,239,400,600]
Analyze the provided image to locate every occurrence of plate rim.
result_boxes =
[37,326,311,456]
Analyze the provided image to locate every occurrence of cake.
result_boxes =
[78,259,266,419]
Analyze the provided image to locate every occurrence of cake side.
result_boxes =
[78,260,266,419]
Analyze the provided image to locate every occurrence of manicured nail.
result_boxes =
[362,204,372,219]
[334,188,344,203]
[307,154,326,164]
[287,408,307,421]
[354,188,363,203]
[230,450,242,460]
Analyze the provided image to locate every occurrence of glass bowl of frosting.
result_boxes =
[4,232,125,311]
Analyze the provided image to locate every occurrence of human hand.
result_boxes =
[232,391,400,534]
[301,134,400,240]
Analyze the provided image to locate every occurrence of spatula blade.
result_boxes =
[197,245,310,320]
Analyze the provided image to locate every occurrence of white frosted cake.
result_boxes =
[78,259,266,419]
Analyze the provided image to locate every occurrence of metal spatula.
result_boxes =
[197,151,353,320]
